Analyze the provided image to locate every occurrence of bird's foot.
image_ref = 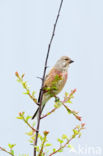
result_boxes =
[54,95,60,102]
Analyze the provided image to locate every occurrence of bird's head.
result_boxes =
[55,56,74,71]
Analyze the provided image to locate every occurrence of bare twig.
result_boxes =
[34,0,64,155]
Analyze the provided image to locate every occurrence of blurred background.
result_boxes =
[0,0,103,155]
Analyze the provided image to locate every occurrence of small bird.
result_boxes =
[32,56,74,119]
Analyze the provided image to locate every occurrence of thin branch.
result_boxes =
[22,116,36,132]
[62,103,82,121]
[17,112,36,132]
[49,123,85,156]
[34,0,64,155]
[40,89,81,121]
[0,147,14,156]
[41,102,81,121]
[40,107,57,119]
[15,72,38,106]
[28,92,38,105]
[38,136,46,156]
[49,138,72,156]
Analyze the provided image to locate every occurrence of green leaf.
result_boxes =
[63,105,72,114]
[23,90,29,95]
[31,136,35,141]
[25,131,33,136]
[32,122,36,127]
[65,92,69,97]
[11,150,14,155]
[22,112,25,115]
[28,140,33,143]
[25,116,32,122]
[8,144,16,149]
[68,144,74,149]
[73,129,79,135]
[62,134,68,140]
[16,117,23,119]
[57,138,63,144]
[34,146,39,152]
[45,143,52,147]
[70,95,74,98]
[54,101,62,108]
[22,82,26,88]
[17,79,22,83]
[58,149,63,152]
[8,144,12,148]
[38,134,43,141]
[19,154,29,156]
[32,91,36,97]
[53,148,56,152]
[78,132,82,138]
[65,100,72,104]
[67,109,72,114]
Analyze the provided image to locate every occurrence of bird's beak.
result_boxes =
[69,60,74,64]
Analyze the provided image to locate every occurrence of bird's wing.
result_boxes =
[44,68,61,87]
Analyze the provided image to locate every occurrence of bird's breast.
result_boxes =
[56,71,68,94]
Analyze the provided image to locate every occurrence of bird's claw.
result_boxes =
[54,96,60,102]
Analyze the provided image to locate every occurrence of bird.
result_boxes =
[32,56,74,119]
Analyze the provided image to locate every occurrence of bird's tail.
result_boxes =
[32,93,50,119]
[32,105,45,119]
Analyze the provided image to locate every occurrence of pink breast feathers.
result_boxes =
[63,72,68,82]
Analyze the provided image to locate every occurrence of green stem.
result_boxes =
[22,116,36,132]
[49,125,84,156]
[38,136,47,156]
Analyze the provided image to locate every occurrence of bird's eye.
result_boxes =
[64,58,68,61]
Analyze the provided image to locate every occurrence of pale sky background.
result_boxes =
[0,0,103,156]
